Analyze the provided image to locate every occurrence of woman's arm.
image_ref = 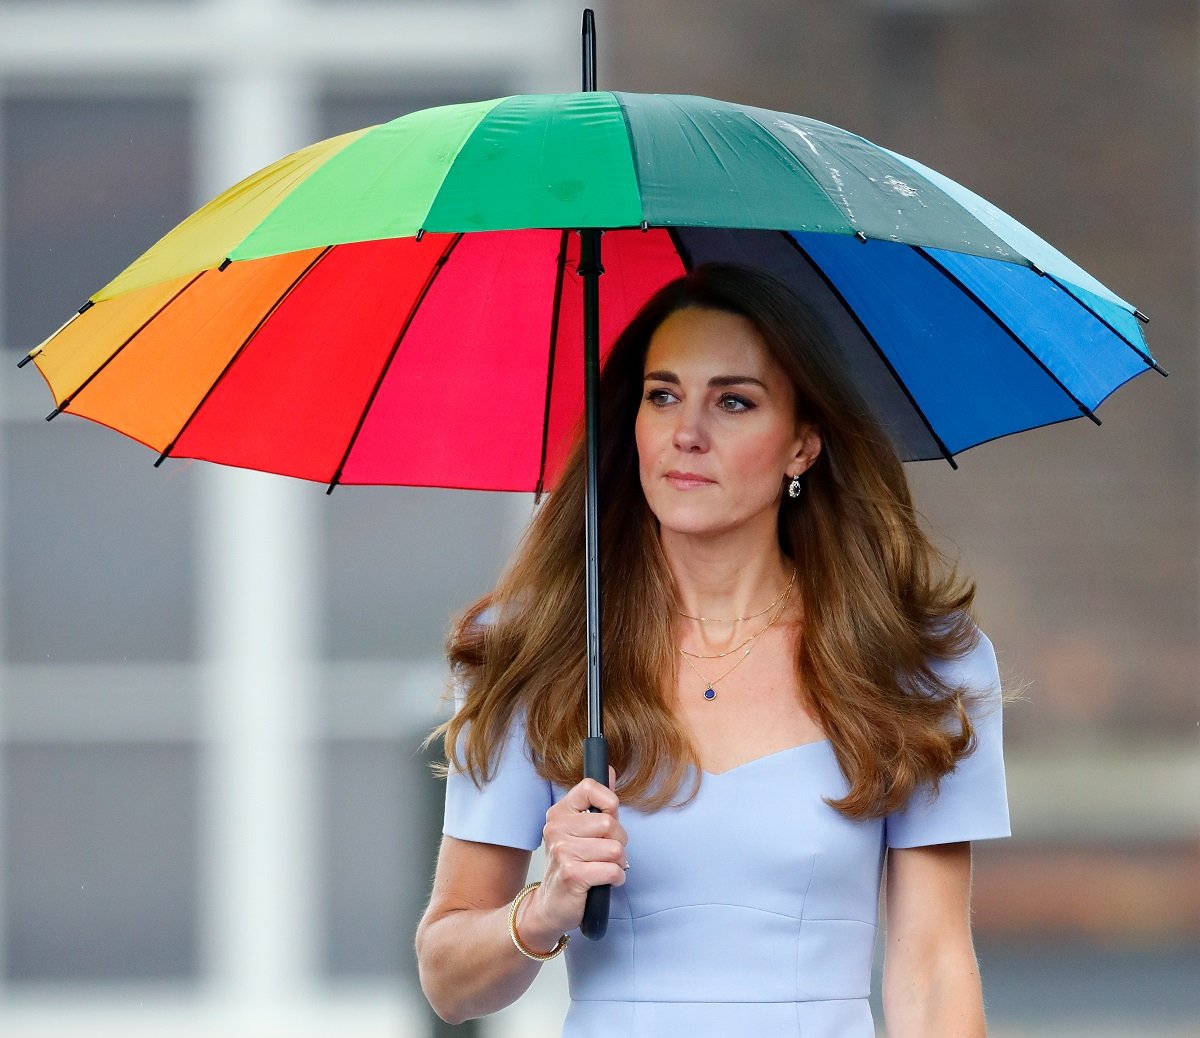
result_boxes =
[415,836,540,1024]
[882,841,987,1038]
[416,776,627,1024]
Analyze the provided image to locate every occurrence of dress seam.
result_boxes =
[569,996,869,1004]
[796,852,818,1012]
[632,902,805,922]
[579,906,873,925]
[629,885,639,1029]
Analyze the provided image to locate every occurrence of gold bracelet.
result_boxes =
[508,882,570,962]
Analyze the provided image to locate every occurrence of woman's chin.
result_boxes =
[651,499,782,544]
[654,511,745,541]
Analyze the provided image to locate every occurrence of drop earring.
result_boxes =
[788,473,802,499]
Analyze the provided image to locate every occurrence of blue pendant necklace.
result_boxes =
[678,575,795,700]
[680,645,754,700]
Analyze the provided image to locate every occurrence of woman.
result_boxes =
[416,264,1009,1037]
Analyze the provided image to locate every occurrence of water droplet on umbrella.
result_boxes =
[550,179,585,201]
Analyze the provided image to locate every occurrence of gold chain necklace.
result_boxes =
[677,567,796,624]
[680,580,794,659]
[679,590,792,701]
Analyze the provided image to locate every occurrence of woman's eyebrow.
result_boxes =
[643,370,767,390]
[709,374,767,390]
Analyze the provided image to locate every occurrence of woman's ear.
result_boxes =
[789,423,822,477]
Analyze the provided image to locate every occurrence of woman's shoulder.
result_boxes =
[887,623,1011,845]
[927,620,998,691]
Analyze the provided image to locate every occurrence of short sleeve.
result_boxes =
[885,629,1011,848]
[442,694,552,852]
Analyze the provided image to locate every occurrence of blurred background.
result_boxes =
[0,1,1195,1036]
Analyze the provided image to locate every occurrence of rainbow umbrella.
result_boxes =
[20,13,1161,937]
[23,102,1159,485]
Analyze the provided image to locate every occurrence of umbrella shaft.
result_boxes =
[580,227,603,739]
[579,224,610,943]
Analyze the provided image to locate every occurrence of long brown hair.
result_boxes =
[437,263,980,819]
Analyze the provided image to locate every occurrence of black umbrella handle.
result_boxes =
[580,735,610,940]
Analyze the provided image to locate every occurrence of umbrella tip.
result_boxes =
[1134,309,1149,324]
[78,299,95,315]
[854,230,868,243]
[218,257,232,272]
[16,350,38,369]
[582,9,597,92]
[45,406,62,422]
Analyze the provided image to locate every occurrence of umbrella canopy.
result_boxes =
[25,91,1160,494]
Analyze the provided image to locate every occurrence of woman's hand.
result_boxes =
[516,768,628,951]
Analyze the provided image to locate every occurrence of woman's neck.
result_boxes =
[660,526,794,623]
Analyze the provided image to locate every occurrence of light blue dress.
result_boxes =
[443,629,1010,1037]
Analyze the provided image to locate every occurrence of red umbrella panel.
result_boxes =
[37,227,685,494]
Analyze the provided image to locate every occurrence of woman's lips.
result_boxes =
[665,470,716,489]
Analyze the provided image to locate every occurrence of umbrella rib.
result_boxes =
[1042,272,1168,377]
[666,227,695,271]
[44,272,205,421]
[533,230,571,502]
[20,300,94,369]
[913,248,1101,426]
[782,233,959,469]
[325,232,465,494]
[155,247,334,466]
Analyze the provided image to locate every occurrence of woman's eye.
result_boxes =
[718,394,754,413]
[645,388,676,405]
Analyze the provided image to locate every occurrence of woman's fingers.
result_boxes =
[548,852,628,891]
[544,829,627,867]
[545,808,626,843]
[557,776,619,813]
[530,775,630,934]
[544,778,627,852]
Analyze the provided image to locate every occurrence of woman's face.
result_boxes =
[635,306,820,542]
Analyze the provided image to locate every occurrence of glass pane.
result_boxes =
[2,741,200,982]
[2,422,198,663]
[319,734,440,979]
[314,0,505,6]
[1,92,194,351]
[0,1,193,5]
[317,80,509,139]
[320,487,518,661]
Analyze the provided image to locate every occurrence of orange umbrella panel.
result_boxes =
[34,250,323,453]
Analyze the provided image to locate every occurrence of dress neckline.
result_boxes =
[700,738,831,778]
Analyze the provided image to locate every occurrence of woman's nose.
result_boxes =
[672,405,708,452]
